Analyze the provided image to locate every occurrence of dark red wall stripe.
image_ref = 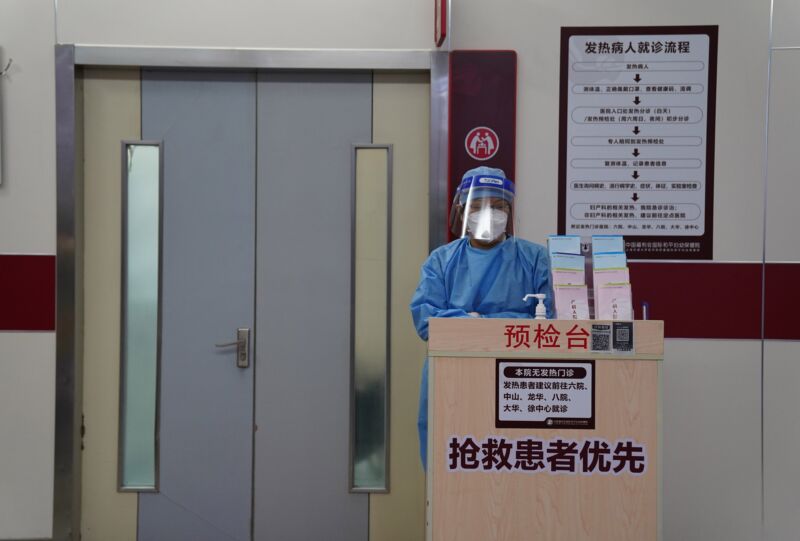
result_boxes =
[1,256,796,339]
[764,263,800,340]
[629,261,800,340]
[0,255,56,331]
[629,262,763,339]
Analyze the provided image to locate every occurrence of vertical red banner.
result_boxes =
[434,0,447,47]
[448,50,517,241]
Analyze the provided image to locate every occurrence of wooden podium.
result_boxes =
[426,318,664,541]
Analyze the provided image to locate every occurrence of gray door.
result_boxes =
[138,70,256,541]
[254,72,371,541]
[137,70,371,540]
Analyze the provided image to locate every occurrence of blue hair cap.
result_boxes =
[457,166,515,203]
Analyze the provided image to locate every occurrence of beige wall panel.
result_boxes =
[661,340,761,541]
[773,0,800,48]
[452,0,769,260]
[0,0,56,253]
[764,340,800,540]
[766,51,800,261]
[0,332,55,539]
[57,0,430,49]
[81,68,140,541]
[370,71,430,541]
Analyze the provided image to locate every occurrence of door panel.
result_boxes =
[254,71,371,541]
[138,70,256,541]
[369,71,430,541]
[81,68,140,541]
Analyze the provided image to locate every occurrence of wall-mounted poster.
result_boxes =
[558,26,718,259]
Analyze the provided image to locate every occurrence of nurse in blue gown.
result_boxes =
[409,167,553,469]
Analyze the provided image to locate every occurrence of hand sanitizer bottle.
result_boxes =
[523,293,548,320]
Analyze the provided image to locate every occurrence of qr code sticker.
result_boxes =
[591,325,611,352]
[612,321,634,352]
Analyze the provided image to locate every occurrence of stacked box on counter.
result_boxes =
[547,235,635,321]
[547,235,589,320]
[592,236,633,321]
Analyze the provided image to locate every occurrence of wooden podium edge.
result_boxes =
[428,319,664,359]
[427,350,663,361]
[426,358,435,541]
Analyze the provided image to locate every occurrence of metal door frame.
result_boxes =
[54,45,450,541]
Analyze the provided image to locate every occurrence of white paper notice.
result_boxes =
[564,33,711,238]
[497,360,595,429]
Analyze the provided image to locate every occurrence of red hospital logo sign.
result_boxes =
[465,126,500,161]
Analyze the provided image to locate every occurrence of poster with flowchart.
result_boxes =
[558,26,718,259]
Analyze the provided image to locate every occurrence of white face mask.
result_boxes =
[466,208,508,242]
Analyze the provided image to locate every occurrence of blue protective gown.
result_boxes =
[409,236,554,469]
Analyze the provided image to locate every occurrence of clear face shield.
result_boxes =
[449,171,516,247]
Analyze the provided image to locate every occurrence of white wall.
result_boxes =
[772,0,800,49]
[452,0,770,262]
[765,44,800,262]
[56,0,432,49]
[0,1,56,539]
[0,333,55,540]
[662,340,762,541]
[764,341,800,541]
[0,0,56,253]
[764,2,800,538]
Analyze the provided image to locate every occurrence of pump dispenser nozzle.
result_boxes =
[523,293,548,320]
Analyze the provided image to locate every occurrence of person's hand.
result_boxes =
[468,312,480,317]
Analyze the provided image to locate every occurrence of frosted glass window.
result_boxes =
[119,142,162,491]
[351,145,392,492]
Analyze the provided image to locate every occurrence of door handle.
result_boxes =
[215,328,250,368]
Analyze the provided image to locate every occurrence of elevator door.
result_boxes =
[137,70,370,541]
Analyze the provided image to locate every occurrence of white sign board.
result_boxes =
[559,27,718,259]
[496,360,594,429]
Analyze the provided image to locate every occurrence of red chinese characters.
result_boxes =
[533,324,561,349]
[566,324,590,350]
[504,325,530,349]
[503,323,591,350]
